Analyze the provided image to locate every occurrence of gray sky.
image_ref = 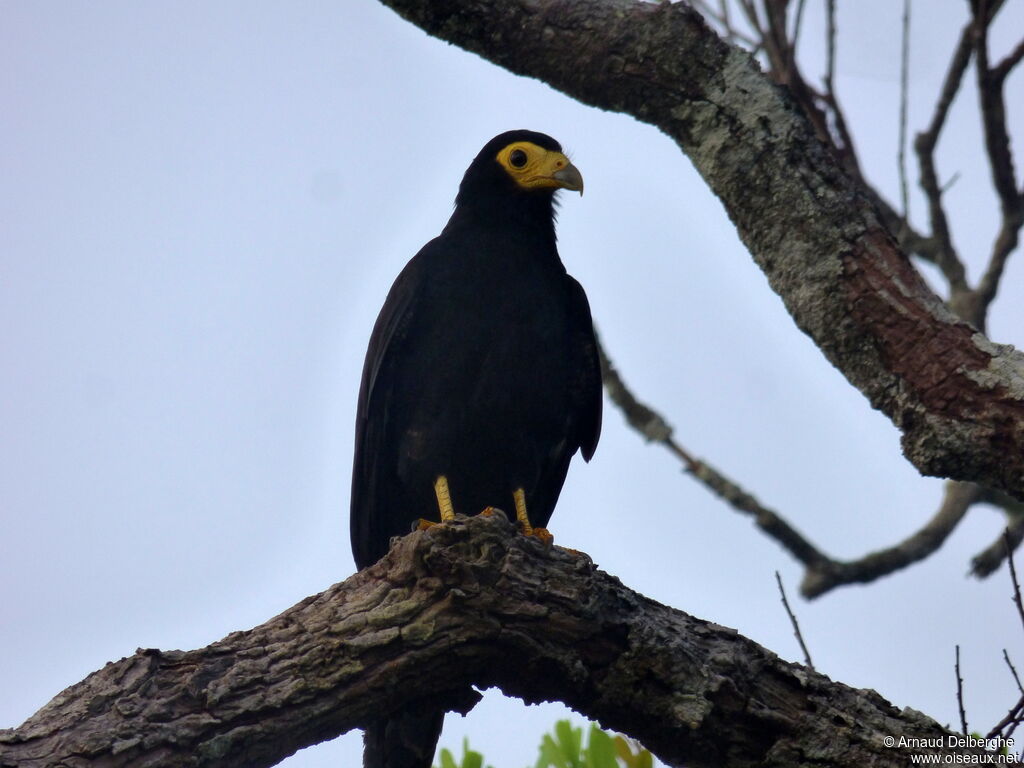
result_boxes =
[3,2,1023,766]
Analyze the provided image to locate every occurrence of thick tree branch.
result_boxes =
[0,514,999,768]
[377,0,1024,501]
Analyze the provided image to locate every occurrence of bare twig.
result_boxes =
[790,0,807,53]
[692,0,761,48]
[986,695,1024,741]
[940,171,962,195]
[956,645,969,736]
[596,335,689,462]
[913,20,973,295]
[687,460,826,570]
[984,538,1024,740]
[970,0,1024,322]
[599,336,986,599]
[737,0,764,40]
[819,0,858,164]
[992,36,1024,84]
[762,0,789,79]
[1005,651,1024,696]
[824,0,835,95]
[897,0,911,222]
[973,0,1020,208]
[986,650,1024,742]
[775,571,815,670]
[1006,530,1024,634]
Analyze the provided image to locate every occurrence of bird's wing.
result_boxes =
[566,275,603,462]
[350,244,433,569]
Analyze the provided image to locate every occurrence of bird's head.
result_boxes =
[455,130,583,213]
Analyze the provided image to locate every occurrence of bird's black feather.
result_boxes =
[350,130,602,766]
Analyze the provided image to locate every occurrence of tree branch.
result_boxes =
[801,481,981,597]
[601,339,990,597]
[775,571,815,670]
[971,0,1024,321]
[971,509,1024,578]
[913,20,972,298]
[377,0,1024,501]
[0,515,1000,768]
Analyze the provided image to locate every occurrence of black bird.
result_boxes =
[350,130,602,767]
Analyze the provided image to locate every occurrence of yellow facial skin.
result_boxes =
[496,141,584,195]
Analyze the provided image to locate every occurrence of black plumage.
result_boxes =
[351,130,601,570]
[349,130,602,767]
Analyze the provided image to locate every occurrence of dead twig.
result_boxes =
[897,0,911,222]
[598,337,984,599]
[775,571,815,670]
[970,0,1024,323]
[1006,530,1024,635]
[956,645,969,736]
[1004,650,1024,696]
[985,650,1024,742]
[992,36,1024,84]
[913,20,973,295]
[984,545,1024,741]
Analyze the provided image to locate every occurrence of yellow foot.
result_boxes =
[528,527,553,544]
[415,518,439,531]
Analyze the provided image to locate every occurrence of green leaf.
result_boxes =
[536,733,567,768]
[434,738,494,768]
[461,738,484,768]
[535,719,655,768]
[584,725,617,768]
[555,720,583,767]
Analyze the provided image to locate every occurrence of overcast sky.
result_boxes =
[3,2,1024,766]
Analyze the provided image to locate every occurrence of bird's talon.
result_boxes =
[479,506,498,517]
[415,518,439,531]
[530,527,554,544]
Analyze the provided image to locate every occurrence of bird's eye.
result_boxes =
[509,149,528,168]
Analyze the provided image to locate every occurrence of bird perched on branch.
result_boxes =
[350,130,602,768]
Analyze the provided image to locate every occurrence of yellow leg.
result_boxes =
[434,475,455,522]
[513,488,552,542]
[513,488,533,535]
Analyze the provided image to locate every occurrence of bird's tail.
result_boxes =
[363,707,445,768]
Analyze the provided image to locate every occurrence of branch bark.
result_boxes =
[376,0,1024,501]
[0,514,997,768]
